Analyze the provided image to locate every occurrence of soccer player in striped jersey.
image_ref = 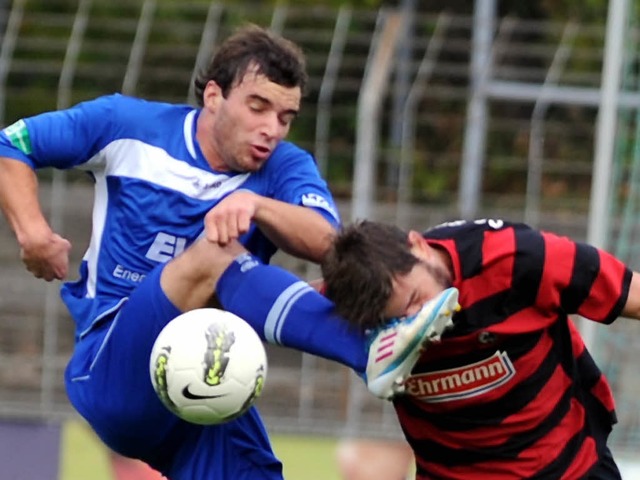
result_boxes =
[319,218,640,479]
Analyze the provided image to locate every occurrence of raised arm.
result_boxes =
[203,189,336,262]
[0,156,71,280]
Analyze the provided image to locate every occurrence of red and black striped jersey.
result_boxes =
[396,219,632,479]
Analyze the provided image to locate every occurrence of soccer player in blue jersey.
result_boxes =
[0,25,458,480]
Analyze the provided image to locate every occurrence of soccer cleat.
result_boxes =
[364,287,460,400]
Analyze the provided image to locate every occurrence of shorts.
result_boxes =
[64,264,283,480]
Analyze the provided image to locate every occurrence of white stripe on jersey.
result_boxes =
[82,138,251,201]
[183,109,197,159]
[79,135,251,298]
[264,281,314,344]
[84,170,109,298]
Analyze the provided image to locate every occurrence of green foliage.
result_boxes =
[1,0,631,211]
[237,0,383,7]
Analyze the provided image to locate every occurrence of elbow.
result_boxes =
[291,222,337,263]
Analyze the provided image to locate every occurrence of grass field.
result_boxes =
[60,420,342,480]
[50,419,640,479]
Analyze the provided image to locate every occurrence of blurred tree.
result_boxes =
[244,0,383,7]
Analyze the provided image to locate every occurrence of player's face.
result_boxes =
[202,69,301,172]
[382,235,452,321]
[383,263,447,320]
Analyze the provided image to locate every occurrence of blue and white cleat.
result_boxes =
[365,287,460,400]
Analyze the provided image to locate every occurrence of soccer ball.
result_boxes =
[149,308,267,425]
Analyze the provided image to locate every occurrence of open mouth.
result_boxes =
[250,145,271,160]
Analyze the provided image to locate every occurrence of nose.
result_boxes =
[260,112,287,140]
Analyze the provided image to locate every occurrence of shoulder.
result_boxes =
[425,218,527,239]
[85,94,194,142]
[269,141,315,164]
[71,93,145,114]
[90,94,190,121]
[260,141,322,180]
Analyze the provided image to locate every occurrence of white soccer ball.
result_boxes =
[149,308,267,425]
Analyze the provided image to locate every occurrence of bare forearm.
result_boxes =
[254,196,336,262]
[0,157,51,244]
[0,157,71,280]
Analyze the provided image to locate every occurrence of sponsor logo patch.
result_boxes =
[301,193,339,220]
[3,119,32,154]
[405,351,515,403]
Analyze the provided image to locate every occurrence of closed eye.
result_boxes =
[405,290,422,317]
[247,95,298,126]
[278,112,297,127]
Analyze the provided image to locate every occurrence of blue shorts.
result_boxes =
[64,264,283,480]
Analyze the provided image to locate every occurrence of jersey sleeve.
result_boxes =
[0,94,120,170]
[537,230,631,324]
[264,142,341,227]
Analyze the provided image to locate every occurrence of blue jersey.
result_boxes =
[0,94,340,339]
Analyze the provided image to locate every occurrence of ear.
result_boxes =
[408,230,430,259]
[407,230,424,248]
[202,80,223,110]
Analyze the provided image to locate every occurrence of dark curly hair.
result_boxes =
[193,24,308,106]
[321,220,419,331]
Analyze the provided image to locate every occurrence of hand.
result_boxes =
[204,190,259,245]
[20,231,71,281]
